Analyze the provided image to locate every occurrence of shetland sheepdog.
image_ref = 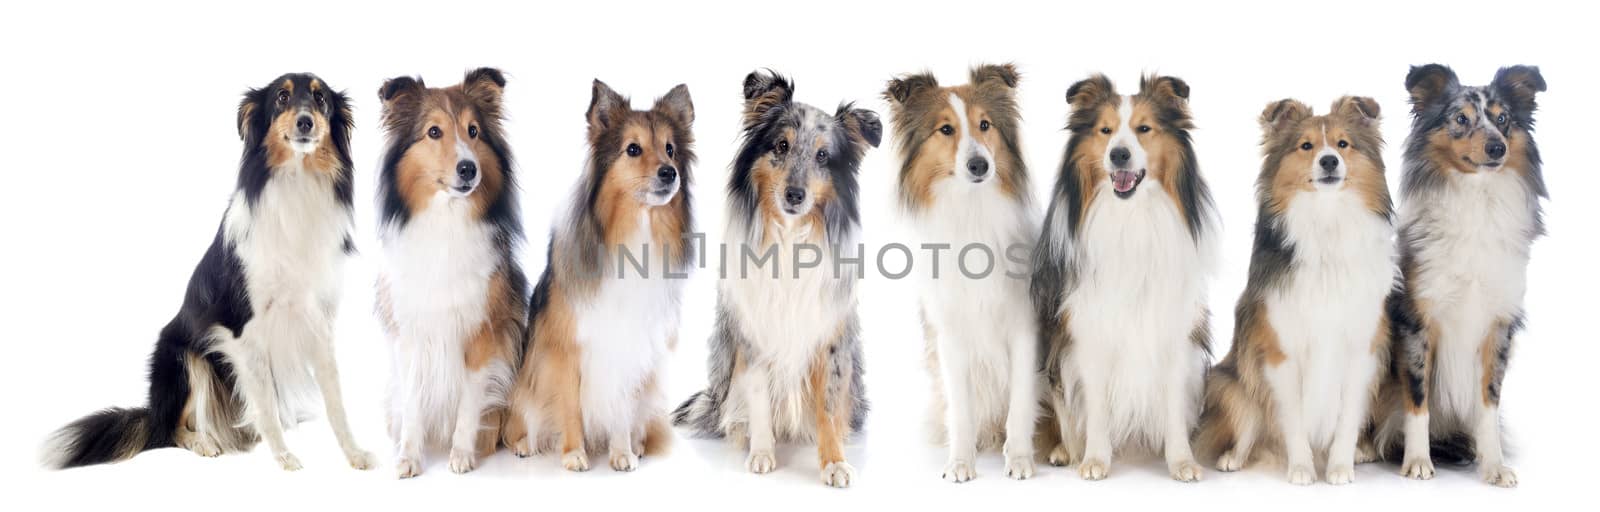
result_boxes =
[375,68,527,478]
[1372,64,1547,487]
[501,80,695,473]
[673,71,881,488]
[41,73,372,471]
[1195,97,1394,485]
[1031,74,1216,482]
[883,64,1040,482]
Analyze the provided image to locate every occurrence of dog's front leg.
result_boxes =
[1002,328,1039,480]
[1266,358,1314,484]
[937,336,977,483]
[448,367,489,474]
[738,355,776,474]
[308,320,372,470]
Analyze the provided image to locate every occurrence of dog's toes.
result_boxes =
[1078,457,1109,481]
[942,458,976,483]
[746,450,776,474]
[1216,449,1246,472]
[1047,443,1076,467]
[275,451,303,472]
[448,449,477,474]
[1170,459,1203,483]
[396,456,422,479]
[610,451,639,472]
[561,451,590,472]
[1482,464,1518,488]
[1401,456,1435,480]
[1287,464,1316,485]
[346,449,375,470]
[1326,463,1355,485]
[820,461,855,488]
[1005,455,1036,480]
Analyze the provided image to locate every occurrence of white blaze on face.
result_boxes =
[948,93,993,182]
[1104,95,1148,194]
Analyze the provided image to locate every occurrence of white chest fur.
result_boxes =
[723,218,857,384]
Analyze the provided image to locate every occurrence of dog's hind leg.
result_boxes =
[218,332,301,471]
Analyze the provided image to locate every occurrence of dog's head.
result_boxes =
[1065,74,1195,201]
[1406,64,1545,175]
[1258,97,1389,215]
[885,63,1025,211]
[584,80,694,214]
[731,70,881,239]
[377,68,514,224]
[238,73,352,175]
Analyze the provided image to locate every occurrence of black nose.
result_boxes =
[456,161,477,182]
[1109,147,1131,168]
[296,115,314,135]
[657,165,677,184]
[1486,141,1507,160]
[1319,155,1340,172]
[784,186,806,206]
[967,157,989,177]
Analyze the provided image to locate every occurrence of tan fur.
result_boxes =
[809,344,849,469]
[391,92,505,218]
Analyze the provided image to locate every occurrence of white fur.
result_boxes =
[380,191,507,476]
[212,157,368,470]
[1261,162,1395,484]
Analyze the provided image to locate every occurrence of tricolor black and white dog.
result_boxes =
[1372,64,1547,487]
[42,73,372,471]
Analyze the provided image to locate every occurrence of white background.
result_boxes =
[2,0,1593,509]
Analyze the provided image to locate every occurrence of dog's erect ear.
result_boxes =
[742,70,793,124]
[587,79,629,135]
[379,76,425,105]
[463,67,507,118]
[1259,99,1312,135]
[1140,74,1191,109]
[884,72,938,104]
[1492,65,1546,117]
[838,104,883,149]
[236,91,260,141]
[971,63,1020,89]
[653,84,694,127]
[1332,96,1381,127]
[1404,64,1459,113]
[1066,74,1115,106]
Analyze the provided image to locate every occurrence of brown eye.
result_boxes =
[1338,140,1349,148]
[979,120,991,131]
[1099,127,1112,135]
[626,143,642,157]
[313,92,326,108]
[1300,142,1314,151]
[427,126,442,139]
[665,143,675,158]
[1137,125,1151,133]
[277,90,290,104]
[940,125,955,136]
[468,125,478,139]
[816,149,829,162]
[775,140,789,155]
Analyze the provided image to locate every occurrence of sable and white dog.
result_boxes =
[1032,74,1217,482]
[1371,64,1547,487]
[674,71,881,488]
[502,80,695,473]
[1196,97,1395,485]
[883,64,1040,482]
[376,68,528,478]
[41,73,372,471]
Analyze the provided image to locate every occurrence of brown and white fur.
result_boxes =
[376,68,528,478]
[1031,74,1217,482]
[501,80,694,473]
[1196,97,1394,485]
[1371,64,1547,488]
[883,64,1040,482]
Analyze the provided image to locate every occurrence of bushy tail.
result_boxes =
[1194,363,1246,463]
[671,390,724,438]
[40,407,168,469]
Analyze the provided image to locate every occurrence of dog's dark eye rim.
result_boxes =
[1300,142,1314,151]
[1338,140,1349,148]
[775,139,790,155]
[939,124,955,136]
[626,143,642,157]
[816,148,829,162]
[313,91,326,108]
[276,89,290,104]
[427,126,442,139]
[665,143,675,158]
[1456,114,1470,125]
[1137,125,1152,133]
[979,120,991,131]
[1099,127,1112,135]
[467,125,478,139]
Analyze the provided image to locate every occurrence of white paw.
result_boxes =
[1005,456,1036,480]
[1287,464,1315,485]
[820,461,855,488]
[1355,443,1378,464]
[1326,464,1355,485]
[1047,444,1076,467]
[1170,459,1203,482]
[345,449,375,470]
[561,451,590,472]
[1078,457,1109,481]
[1401,456,1435,480]
[942,458,976,483]
[184,436,222,458]
[275,451,302,471]
[1216,449,1246,472]
[1481,464,1518,488]
[448,449,477,474]
[610,451,639,472]
[395,456,422,479]
[746,450,776,474]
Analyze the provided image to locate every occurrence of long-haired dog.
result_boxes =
[1031,74,1216,482]
[674,71,881,488]
[376,68,526,478]
[501,80,694,473]
[1195,97,1394,485]
[42,74,372,471]
[883,64,1040,482]
[1372,64,1546,487]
